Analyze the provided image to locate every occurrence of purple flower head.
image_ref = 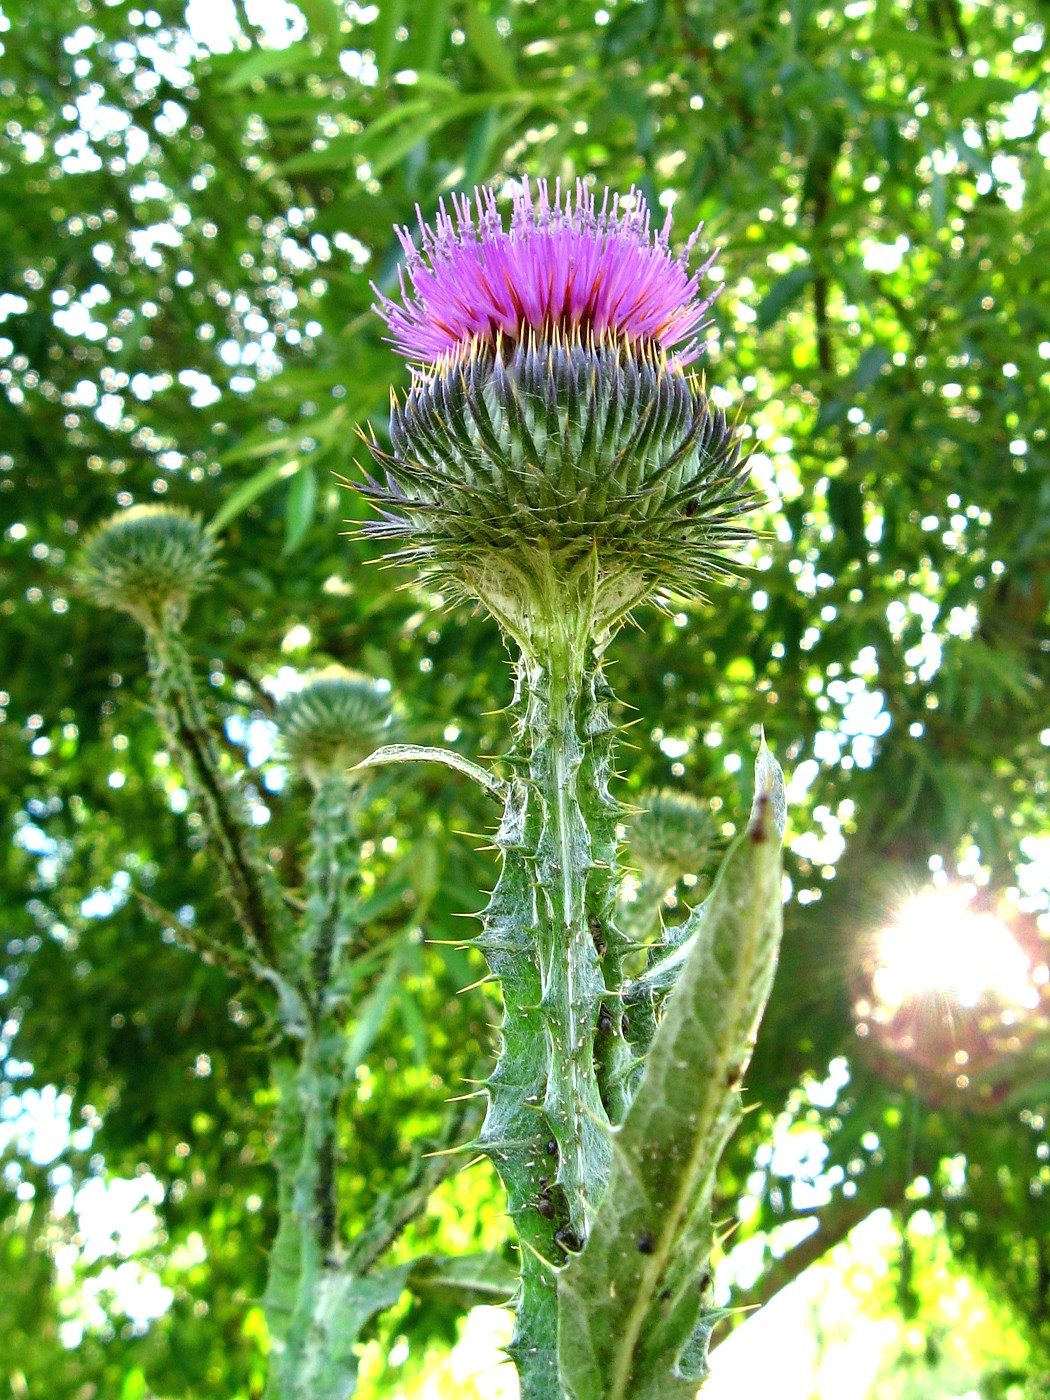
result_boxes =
[372,177,720,367]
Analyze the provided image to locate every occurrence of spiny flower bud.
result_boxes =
[363,178,755,643]
[629,787,717,888]
[274,667,394,787]
[76,504,220,630]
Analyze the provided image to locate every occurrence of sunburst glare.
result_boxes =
[872,888,1033,1013]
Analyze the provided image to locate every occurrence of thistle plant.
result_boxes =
[78,505,285,967]
[362,178,787,1398]
[76,514,493,1399]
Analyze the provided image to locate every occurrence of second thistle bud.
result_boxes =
[76,504,220,631]
[629,787,717,893]
[274,668,394,788]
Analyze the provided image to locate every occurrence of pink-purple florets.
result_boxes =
[372,177,720,367]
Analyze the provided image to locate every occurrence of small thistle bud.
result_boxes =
[76,505,220,630]
[363,178,755,643]
[274,667,394,787]
[629,787,717,889]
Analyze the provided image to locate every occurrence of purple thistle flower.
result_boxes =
[372,177,720,367]
[360,178,754,642]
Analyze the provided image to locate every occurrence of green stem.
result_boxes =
[270,1025,344,1396]
[581,662,637,1126]
[266,774,360,1398]
[528,631,611,1234]
[146,625,287,970]
[301,774,364,1269]
[263,772,485,1398]
[477,619,634,1399]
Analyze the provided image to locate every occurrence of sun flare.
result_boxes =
[871,888,1034,1013]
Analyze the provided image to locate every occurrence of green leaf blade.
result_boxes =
[283,461,318,554]
[558,747,787,1400]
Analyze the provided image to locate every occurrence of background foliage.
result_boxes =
[1,0,1048,1394]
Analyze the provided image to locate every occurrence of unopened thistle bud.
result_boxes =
[629,787,717,889]
[363,177,754,644]
[274,667,394,787]
[76,505,220,631]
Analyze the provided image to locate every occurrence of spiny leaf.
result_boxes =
[557,746,787,1400]
[270,1264,414,1400]
[353,743,507,800]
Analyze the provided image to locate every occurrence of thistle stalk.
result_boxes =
[265,770,360,1398]
[74,505,287,972]
[260,669,396,1396]
[363,177,769,1398]
[476,606,630,1397]
[146,622,287,971]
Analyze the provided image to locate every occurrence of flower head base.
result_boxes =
[77,505,220,631]
[363,181,754,645]
[373,177,718,368]
[275,667,394,787]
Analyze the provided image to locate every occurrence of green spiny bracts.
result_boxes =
[76,504,220,631]
[275,667,394,789]
[360,331,752,644]
[629,787,717,895]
